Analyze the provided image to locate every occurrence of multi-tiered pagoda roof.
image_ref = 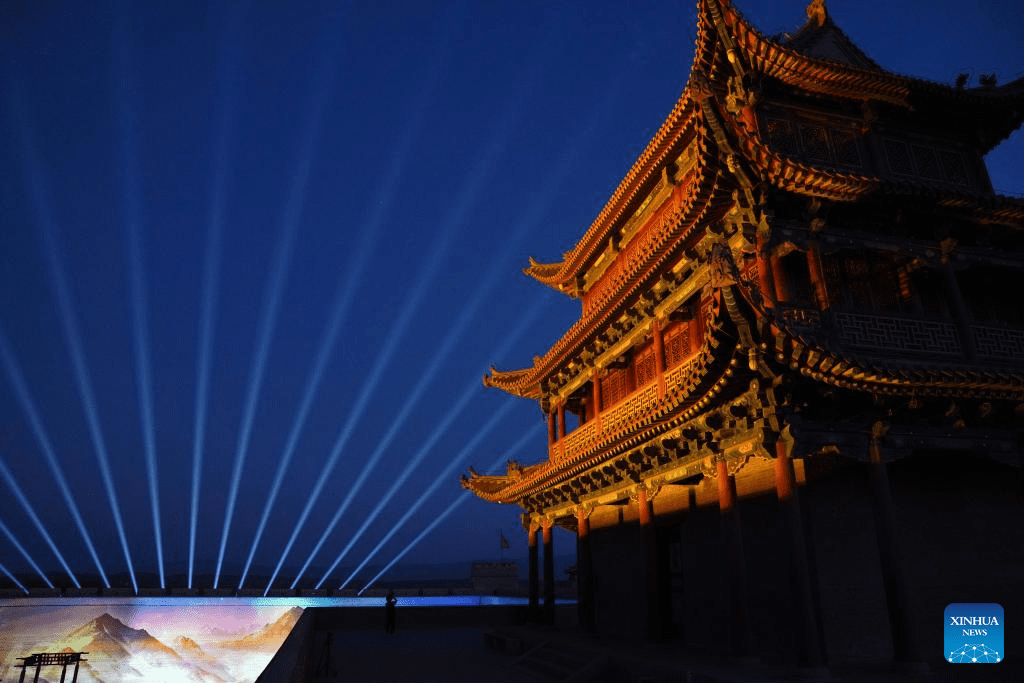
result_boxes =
[464,0,1024,510]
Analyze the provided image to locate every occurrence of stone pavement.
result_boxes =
[306,623,1022,683]
[309,626,528,683]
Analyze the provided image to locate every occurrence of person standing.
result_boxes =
[385,589,397,635]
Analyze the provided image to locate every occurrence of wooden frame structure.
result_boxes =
[463,0,1023,673]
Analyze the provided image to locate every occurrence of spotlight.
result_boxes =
[0,560,29,595]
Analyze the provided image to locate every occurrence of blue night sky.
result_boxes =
[1,0,1021,592]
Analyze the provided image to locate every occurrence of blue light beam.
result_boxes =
[238,212,375,589]
[297,298,545,590]
[289,198,548,588]
[115,27,165,589]
[0,480,55,588]
[235,18,355,590]
[261,16,462,594]
[317,72,628,591]
[0,560,29,595]
[264,219,456,595]
[0,328,94,588]
[282,69,541,594]
[291,66,623,589]
[359,449,515,594]
[345,416,543,590]
[214,8,343,590]
[10,89,136,592]
[189,1,248,592]
[357,76,627,594]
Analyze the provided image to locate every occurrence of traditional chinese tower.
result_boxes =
[463,0,1024,674]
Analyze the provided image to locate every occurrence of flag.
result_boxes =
[500,531,510,550]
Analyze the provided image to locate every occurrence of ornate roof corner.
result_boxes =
[483,366,542,400]
[523,256,579,297]
[460,469,511,496]
[461,459,550,503]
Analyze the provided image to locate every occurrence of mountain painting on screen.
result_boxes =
[218,607,303,650]
[0,605,302,683]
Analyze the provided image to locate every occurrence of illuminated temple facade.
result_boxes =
[463,0,1024,673]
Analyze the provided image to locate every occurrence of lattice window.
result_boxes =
[939,150,969,186]
[821,256,844,308]
[766,118,799,155]
[823,252,906,313]
[912,144,942,180]
[884,139,914,176]
[872,262,902,312]
[600,367,631,407]
[800,124,831,163]
[831,130,861,167]
[634,347,657,388]
[663,323,690,369]
[844,258,874,307]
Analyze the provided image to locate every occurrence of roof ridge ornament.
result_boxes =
[806,0,828,28]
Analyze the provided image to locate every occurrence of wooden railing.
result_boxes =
[551,358,698,463]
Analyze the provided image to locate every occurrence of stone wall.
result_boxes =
[582,450,1022,674]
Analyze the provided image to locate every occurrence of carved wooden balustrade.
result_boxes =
[550,358,695,463]
[781,304,1024,363]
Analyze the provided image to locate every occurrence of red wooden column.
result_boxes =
[547,407,556,446]
[651,319,667,398]
[527,519,540,623]
[717,457,755,661]
[774,440,825,670]
[638,485,662,641]
[576,506,595,633]
[867,422,926,672]
[755,231,775,306]
[805,241,828,310]
[557,401,567,460]
[543,519,555,626]
[591,369,603,431]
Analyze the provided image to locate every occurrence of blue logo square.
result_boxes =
[945,603,1003,663]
